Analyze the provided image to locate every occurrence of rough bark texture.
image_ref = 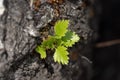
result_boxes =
[0,0,93,80]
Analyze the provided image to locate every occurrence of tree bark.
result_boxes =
[0,0,93,80]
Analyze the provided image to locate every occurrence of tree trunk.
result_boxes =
[0,0,93,80]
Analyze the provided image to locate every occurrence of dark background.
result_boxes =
[92,0,120,80]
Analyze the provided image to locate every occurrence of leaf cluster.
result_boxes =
[36,20,80,65]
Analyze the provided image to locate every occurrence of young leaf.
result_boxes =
[71,32,80,43]
[62,30,73,41]
[53,46,69,65]
[62,31,80,47]
[36,46,46,59]
[42,36,55,49]
[54,20,69,38]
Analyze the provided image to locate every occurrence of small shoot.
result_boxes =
[36,20,80,65]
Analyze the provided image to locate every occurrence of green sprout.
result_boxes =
[36,20,80,65]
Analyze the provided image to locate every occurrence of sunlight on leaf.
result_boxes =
[36,46,46,59]
[54,46,69,65]
[54,20,69,38]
